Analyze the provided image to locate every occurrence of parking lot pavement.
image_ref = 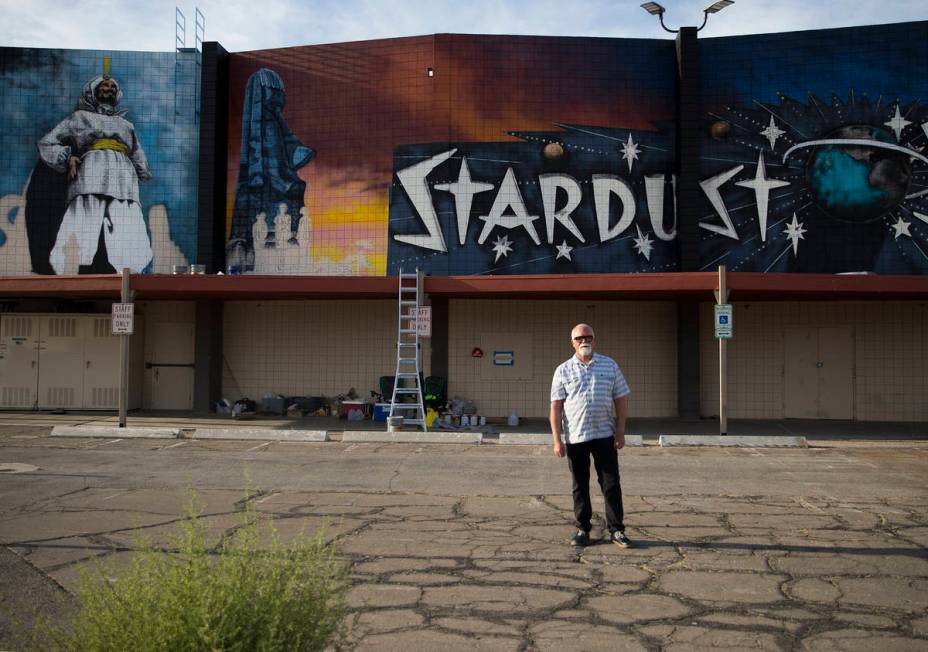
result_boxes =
[1,432,926,650]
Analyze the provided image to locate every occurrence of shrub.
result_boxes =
[40,492,349,651]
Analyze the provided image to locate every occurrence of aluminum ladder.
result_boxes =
[389,269,427,431]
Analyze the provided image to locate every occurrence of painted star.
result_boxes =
[632,225,653,261]
[884,104,911,142]
[760,115,786,150]
[891,216,912,240]
[782,213,806,255]
[555,240,573,261]
[434,157,494,246]
[735,152,790,242]
[621,134,641,173]
[491,234,514,262]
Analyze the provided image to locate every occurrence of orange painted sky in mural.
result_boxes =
[226,34,673,272]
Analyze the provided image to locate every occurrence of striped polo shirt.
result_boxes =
[550,353,631,444]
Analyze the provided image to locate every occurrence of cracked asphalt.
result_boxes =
[1,428,927,651]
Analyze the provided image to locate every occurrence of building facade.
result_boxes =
[1,21,927,421]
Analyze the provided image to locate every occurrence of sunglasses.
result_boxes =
[573,335,594,342]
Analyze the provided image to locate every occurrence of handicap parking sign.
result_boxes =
[714,304,733,339]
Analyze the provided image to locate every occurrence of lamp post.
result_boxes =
[640,1,734,33]
[639,2,736,424]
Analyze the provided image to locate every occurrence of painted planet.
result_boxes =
[543,142,565,160]
[710,121,731,140]
[806,125,911,223]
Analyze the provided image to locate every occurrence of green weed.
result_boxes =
[38,491,349,651]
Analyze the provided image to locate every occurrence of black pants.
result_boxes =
[566,436,625,534]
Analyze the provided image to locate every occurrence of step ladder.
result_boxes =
[389,268,427,431]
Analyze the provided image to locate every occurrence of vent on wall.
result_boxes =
[47,318,77,338]
[46,387,76,407]
[1,387,33,407]
[93,318,113,338]
[2,317,32,338]
[91,387,119,408]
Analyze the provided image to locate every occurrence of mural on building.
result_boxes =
[387,123,677,275]
[0,48,199,275]
[226,68,315,272]
[35,65,153,274]
[226,35,675,276]
[697,24,928,274]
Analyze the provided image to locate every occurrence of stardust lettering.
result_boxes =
[394,149,676,251]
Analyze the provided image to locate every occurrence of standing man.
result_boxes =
[38,69,153,274]
[550,323,632,547]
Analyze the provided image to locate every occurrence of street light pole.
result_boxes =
[640,1,734,33]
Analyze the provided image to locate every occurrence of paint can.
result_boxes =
[387,416,403,432]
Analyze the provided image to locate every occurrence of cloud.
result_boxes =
[0,0,923,51]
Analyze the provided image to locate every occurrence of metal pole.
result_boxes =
[718,265,727,435]
[118,268,130,428]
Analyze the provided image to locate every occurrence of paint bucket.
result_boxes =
[387,416,403,432]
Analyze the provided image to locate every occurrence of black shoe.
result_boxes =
[570,530,590,547]
[611,530,631,548]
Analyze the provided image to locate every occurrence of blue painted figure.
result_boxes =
[227,68,315,271]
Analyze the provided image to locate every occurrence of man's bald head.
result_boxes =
[571,323,594,340]
[571,323,595,361]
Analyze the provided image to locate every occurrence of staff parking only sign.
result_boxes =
[112,303,134,335]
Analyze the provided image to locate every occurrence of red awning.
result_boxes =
[1,272,926,301]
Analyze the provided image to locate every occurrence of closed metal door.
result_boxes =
[0,315,39,408]
[784,327,818,418]
[818,326,854,419]
[150,322,194,410]
[37,316,83,409]
[784,325,854,419]
[83,316,121,409]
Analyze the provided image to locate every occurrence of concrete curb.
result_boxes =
[191,428,328,442]
[499,433,644,446]
[659,435,808,448]
[51,425,179,439]
[342,431,483,444]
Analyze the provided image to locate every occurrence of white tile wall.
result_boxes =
[448,300,677,418]
[222,300,429,402]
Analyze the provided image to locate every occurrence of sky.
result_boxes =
[0,0,924,52]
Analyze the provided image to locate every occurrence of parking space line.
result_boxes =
[84,438,123,449]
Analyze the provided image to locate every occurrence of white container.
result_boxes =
[507,412,519,427]
[479,416,486,426]
[461,415,470,427]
